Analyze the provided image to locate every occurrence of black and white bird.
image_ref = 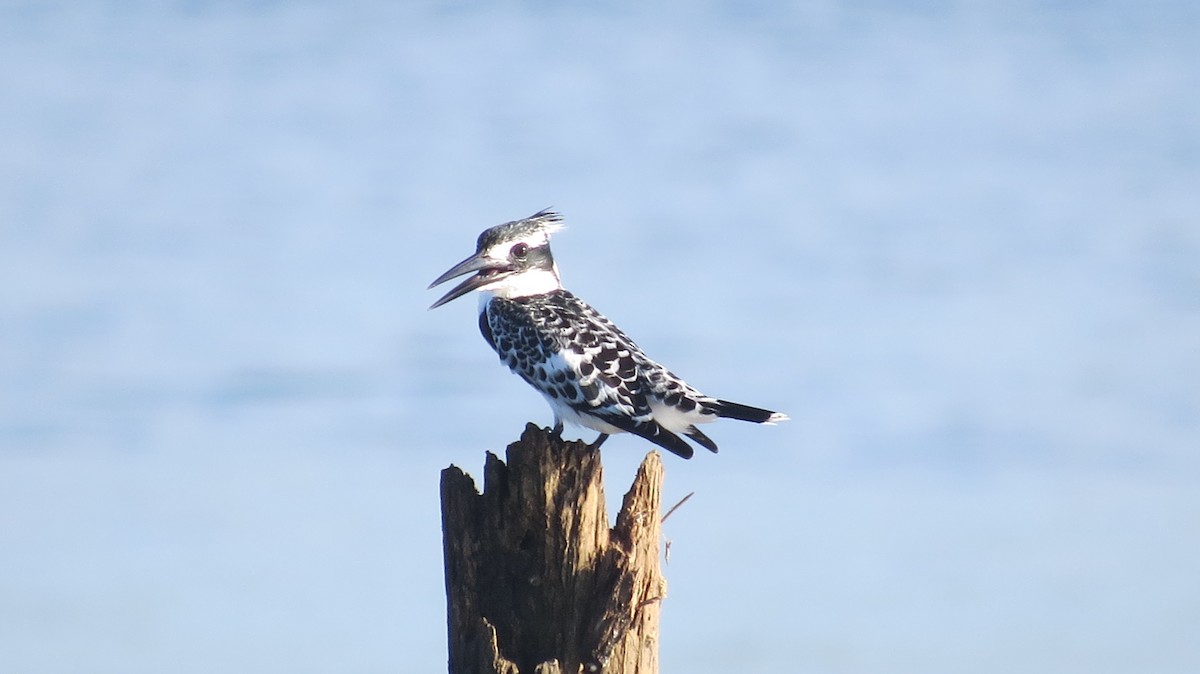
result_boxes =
[428,209,787,459]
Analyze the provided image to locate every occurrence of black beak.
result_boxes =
[427,252,512,309]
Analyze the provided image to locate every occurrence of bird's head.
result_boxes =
[428,209,564,309]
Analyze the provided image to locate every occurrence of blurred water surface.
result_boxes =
[2,2,1198,673]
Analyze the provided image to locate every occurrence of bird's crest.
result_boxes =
[475,208,564,252]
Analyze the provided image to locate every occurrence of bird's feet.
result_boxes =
[588,433,609,450]
[552,421,564,439]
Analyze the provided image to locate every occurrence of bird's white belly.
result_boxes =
[542,394,625,435]
[539,390,714,437]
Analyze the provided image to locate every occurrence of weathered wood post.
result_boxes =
[441,423,665,674]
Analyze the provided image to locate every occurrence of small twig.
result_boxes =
[661,491,694,524]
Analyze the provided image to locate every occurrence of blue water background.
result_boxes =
[2,2,1198,672]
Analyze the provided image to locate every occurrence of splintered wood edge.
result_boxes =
[589,450,665,671]
[482,618,521,674]
[445,431,664,674]
[614,451,664,547]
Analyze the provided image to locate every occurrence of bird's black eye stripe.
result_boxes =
[511,242,529,258]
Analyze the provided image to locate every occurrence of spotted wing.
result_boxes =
[486,291,696,459]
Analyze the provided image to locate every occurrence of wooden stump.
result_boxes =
[441,423,665,674]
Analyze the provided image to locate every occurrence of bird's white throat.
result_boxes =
[477,268,563,313]
[481,267,562,301]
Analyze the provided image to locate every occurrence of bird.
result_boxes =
[427,209,787,459]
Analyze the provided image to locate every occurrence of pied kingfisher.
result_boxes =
[428,209,787,459]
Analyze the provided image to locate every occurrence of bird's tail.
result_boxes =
[709,399,789,425]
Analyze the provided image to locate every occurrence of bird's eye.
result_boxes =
[511,243,529,258]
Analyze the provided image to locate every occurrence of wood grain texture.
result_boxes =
[442,424,664,674]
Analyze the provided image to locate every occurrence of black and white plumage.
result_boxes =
[428,209,787,459]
